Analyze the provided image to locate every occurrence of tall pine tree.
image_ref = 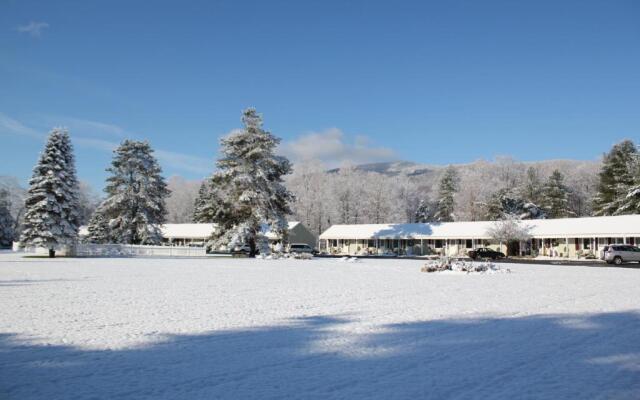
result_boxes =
[99,140,170,245]
[20,128,81,257]
[0,189,15,248]
[434,166,458,222]
[593,140,637,216]
[209,108,294,255]
[542,170,573,218]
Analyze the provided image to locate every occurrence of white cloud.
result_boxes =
[1,113,211,176]
[58,117,127,138]
[73,137,119,152]
[154,149,211,175]
[74,138,211,175]
[0,113,43,139]
[279,128,397,168]
[17,21,49,37]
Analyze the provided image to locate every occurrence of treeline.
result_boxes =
[285,158,599,237]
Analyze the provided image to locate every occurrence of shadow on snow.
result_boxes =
[1,312,640,399]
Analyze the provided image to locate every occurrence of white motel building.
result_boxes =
[318,214,640,258]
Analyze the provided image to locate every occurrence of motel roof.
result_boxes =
[319,215,640,240]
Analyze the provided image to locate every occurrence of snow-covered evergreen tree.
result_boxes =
[593,140,637,216]
[414,199,434,223]
[615,153,640,215]
[617,183,640,215]
[85,207,111,244]
[520,166,543,206]
[193,180,213,223]
[541,170,573,218]
[483,188,546,220]
[193,177,232,225]
[0,189,15,248]
[20,128,81,257]
[209,108,294,255]
[483,188,520,220]
[99,140,170,245]
[434,166,458,222]
[520,202,546,220]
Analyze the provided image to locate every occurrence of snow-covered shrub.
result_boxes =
[421,257,510,274]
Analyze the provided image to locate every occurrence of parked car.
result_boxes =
[468,247,506,260]
[230,244,253,255]
[288,243,316,255]
[601,244,640,265]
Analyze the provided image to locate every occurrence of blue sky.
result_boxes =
[1,0,639,190]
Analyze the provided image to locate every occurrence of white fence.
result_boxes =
[75,243,206,257]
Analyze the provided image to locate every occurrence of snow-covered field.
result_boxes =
[1,252,639,399]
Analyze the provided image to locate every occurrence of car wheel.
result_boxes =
[614,256,623,265]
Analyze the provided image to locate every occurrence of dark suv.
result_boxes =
[468,247,506,260]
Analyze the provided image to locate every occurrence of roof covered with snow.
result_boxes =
[319,215,640,240]
[80,222,302,240]
[161,224,217,239]
[263,221,300,239]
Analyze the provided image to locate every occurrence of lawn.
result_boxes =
[1,253,639,399]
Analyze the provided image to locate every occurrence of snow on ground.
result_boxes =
[1,252,639,399]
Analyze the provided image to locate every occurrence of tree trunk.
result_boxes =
[249,237,257,258]
[48,248,56,258]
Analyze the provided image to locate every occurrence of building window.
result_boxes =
[435,240,443,248]
[466,239,473,248]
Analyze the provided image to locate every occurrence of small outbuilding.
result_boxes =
[79,221,317,250]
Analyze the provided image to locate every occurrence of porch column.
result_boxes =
[565,238,569,258]
[624,237,628,244]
